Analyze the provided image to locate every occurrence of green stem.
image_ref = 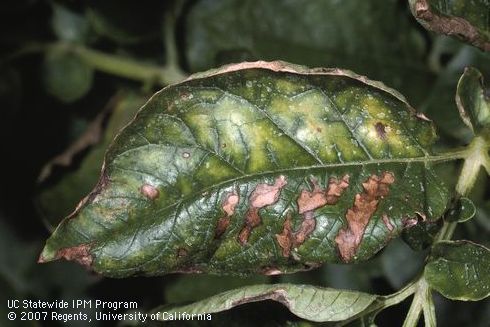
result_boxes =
[422,281,437,327]
[2,41,187,87]
[401,135,489,326]
[402,278,435,327]
[56,42,187,86]
[381,279,419,307]
[2,6,188,87]
[455,136,490,196]
[338,280,419,326]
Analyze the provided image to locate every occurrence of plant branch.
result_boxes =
[2,5,188,87]
[56,42,187,86]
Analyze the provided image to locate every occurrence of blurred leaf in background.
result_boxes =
[37,91,147,228]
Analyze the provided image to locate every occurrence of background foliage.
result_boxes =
[0,0,488,326]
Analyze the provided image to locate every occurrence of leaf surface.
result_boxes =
[456,67,490,135]
[155,283,377,323]
[424,240,490,301]
[40,61,449,277]
[409,0,490,51]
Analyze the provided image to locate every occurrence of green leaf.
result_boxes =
[424,240,490,301]
[456,67,490,135]
[42,48,94,103]
[165,274,269,304]
[154,284,377,323]
[445,197,476,223]
[409,0,490,52]
[51,3,90,43]
[40,61,450,277]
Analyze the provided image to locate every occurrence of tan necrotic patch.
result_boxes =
[275,215,294,257]
[54,244,93,268]
[375,122,387,140]
[335,172,395,262]
[276,175,350,257]
[297,175,350,214]
[140,184,160,200]
[382,213,394,232]
[276,213,318,258]
[215,191,240,238]
[238,176,287,245]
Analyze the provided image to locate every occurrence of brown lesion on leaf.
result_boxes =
[238,176,287,245]
[293,212,317,246]
[85,170,110,204]
[215,191,240,238]
[275,214,294,257]
[335,172,395,262]
[140,184,160,200]
[276,175,350,257]
[231,288,290,308]
[275,212,318,258]
[65,170,110,221]
[261,266,283,275]
[382,213,394,232]
[412,0,490,52]
[175,266,203,274]
[375,122,387,140]
[44,244,93,268]
[403,212,426,228]
[176,248,188,258]
[403,217,419,228]
[297,175,350,214]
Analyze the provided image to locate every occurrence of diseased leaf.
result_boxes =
[424,240,490,301]
[39,61,450,277]
[456,67,490,135]
[409,0,490,52]
[154,284,377,323]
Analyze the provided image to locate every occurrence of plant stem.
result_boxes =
[455,136,490,196]
[57,43,187,86]
[402,278,435,327]
[2,5,188,87]
[422,281,437,327]
[401,135,490,326]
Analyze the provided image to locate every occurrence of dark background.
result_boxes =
[0,0,489,326]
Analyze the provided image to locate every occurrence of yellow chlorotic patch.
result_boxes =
[274,77,306,96]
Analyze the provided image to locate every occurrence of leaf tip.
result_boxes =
[38,243,93,268]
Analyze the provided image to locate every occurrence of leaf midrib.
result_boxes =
[145,150,467,216]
